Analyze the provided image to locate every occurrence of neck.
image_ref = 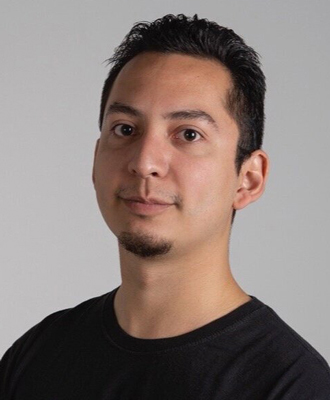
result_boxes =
[113,242,250,339]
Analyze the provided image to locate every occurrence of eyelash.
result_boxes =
[110,123,204,142]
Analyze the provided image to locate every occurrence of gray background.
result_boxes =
[1,0,329,362]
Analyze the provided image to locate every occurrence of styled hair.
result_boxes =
[99,14,266,223]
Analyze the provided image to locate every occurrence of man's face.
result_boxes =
[93,52,241,259]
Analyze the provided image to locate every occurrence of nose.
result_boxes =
[127,131,170,179]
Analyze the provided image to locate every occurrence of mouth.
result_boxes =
[121,198,174,215]
[121,196,173,205]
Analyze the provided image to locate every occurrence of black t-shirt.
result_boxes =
[1,287,330,399]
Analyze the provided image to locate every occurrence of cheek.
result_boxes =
[94,152,120,205]
[181,156,237,217]
[94,154,124,234]
[95,139,122,181]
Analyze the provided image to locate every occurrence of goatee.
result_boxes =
[117,231,172,258]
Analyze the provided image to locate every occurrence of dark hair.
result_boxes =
[99,14,266,223]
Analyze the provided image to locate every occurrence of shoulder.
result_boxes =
[266,304,329,370]
[2,291,109,355]
[247,299,330,398]
[0,291,111,395]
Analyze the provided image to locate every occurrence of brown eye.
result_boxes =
[177,129,202,142]
[112,124,135,136]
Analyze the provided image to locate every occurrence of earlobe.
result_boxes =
[92,139,100,187]
[233,150,269,211]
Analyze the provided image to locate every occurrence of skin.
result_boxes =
[92,52,269,339]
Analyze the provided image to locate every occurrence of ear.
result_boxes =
[233,150,270,210]
[92,139,100,187]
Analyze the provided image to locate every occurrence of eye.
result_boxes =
[111,123,135,137]
[177,128,203,142]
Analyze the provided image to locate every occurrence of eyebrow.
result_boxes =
[105,102,220,133]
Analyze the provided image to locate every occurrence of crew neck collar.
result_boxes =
[102,286,266,354]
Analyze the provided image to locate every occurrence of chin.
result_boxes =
[117,230,173,259]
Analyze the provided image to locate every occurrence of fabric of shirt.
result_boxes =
[1,286,330,399]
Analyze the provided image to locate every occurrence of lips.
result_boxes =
[121,196,173,205]
[121,196,174,215]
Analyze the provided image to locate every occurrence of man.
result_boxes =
[1,13,330,399]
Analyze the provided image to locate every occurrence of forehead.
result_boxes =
[108,52,233,108]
